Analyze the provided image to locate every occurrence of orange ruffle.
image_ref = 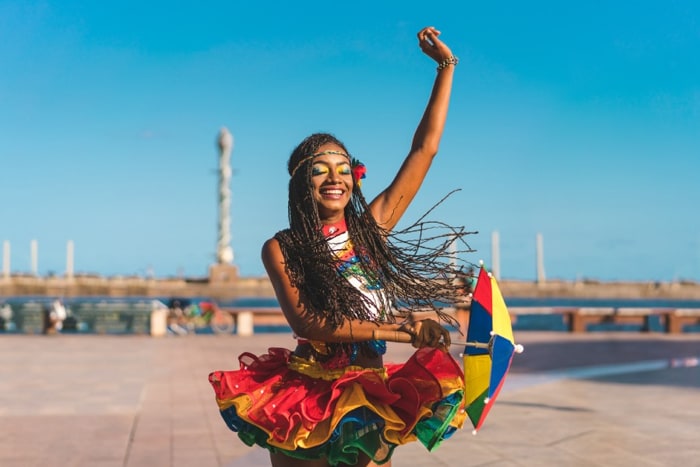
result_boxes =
[210,346,465,453]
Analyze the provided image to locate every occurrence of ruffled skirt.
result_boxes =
[209,346,466,465]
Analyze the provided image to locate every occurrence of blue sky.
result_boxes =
[2,1,699,282]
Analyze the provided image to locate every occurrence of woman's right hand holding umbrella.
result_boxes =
[400,318,451,351]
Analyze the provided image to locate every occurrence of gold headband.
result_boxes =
[290,150,350,178]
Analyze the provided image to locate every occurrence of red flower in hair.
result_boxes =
[351,158,367,188]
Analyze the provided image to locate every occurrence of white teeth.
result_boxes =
[321,189,342,195]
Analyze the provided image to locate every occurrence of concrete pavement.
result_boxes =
[0,331,698,466]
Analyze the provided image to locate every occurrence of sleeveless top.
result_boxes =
[294,220,388,368]
[323,220,390,320]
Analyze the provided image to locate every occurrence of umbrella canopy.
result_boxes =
[463,265,523,434]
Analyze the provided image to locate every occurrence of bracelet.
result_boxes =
[437,55,459,71]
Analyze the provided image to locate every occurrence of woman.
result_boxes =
[210,26,471,466]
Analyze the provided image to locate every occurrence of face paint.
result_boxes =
[309,149,354,220]
[311,164,330,176]
[311,162,352,177]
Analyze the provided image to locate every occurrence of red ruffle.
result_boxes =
[210,346,464,447]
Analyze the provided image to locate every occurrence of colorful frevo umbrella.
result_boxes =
[463,264,524,434]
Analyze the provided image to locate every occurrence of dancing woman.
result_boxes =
[210,26,471,467]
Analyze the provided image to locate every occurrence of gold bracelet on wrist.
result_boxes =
[437,55,459,71]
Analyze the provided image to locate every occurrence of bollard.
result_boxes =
[236,311,254,336]
[150,307,168,337]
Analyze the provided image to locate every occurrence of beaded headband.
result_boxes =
[290,150,366,187]
[289,150,349,178]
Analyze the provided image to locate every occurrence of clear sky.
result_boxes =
[2,1,699,282]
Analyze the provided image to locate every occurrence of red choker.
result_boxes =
[321,220,347,237]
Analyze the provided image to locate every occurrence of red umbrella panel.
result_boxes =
[463,265,523,434]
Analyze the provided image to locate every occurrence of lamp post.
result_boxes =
[536,233,546,284]
[2,241,9,279]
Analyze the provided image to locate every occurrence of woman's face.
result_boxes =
[310,143,353,221]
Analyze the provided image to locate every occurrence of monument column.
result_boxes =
[209,127,238,288]
[216,127,234,265]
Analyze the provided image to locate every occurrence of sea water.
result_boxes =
[1,296,699,334]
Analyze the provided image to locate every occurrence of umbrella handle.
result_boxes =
[372,329,414,343]
[372,329,492,350]
[462,341,491,350]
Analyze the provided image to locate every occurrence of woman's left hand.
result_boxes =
[417,26,454,64]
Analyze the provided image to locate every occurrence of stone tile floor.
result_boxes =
[1,332,698,466]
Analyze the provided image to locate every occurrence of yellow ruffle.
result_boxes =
[290,382,410,449]
[215,353,467,452]
[288,355,388,381]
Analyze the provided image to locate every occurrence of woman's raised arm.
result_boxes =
[370,26,458,230]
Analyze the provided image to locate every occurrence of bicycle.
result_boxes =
[168,299,235,334]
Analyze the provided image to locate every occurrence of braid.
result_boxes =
[276,133,477,331]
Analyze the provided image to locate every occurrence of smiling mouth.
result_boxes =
[320,188,344,197]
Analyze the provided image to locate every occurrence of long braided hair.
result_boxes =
[275,132,476,333]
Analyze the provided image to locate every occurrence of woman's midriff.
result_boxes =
[293,342,384,370]
[352,353,383,368]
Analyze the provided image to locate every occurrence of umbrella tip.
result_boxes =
[472,429,478,436]
[479,259,484,266]
[515,344,525,354]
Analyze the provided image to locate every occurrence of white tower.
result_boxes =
[216,127,234,265]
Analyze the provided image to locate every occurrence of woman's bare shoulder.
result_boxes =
[262,236,280,249]
[261,237,282,263]
[261,237,284,274]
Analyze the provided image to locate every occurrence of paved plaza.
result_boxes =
[0,331,698,466]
